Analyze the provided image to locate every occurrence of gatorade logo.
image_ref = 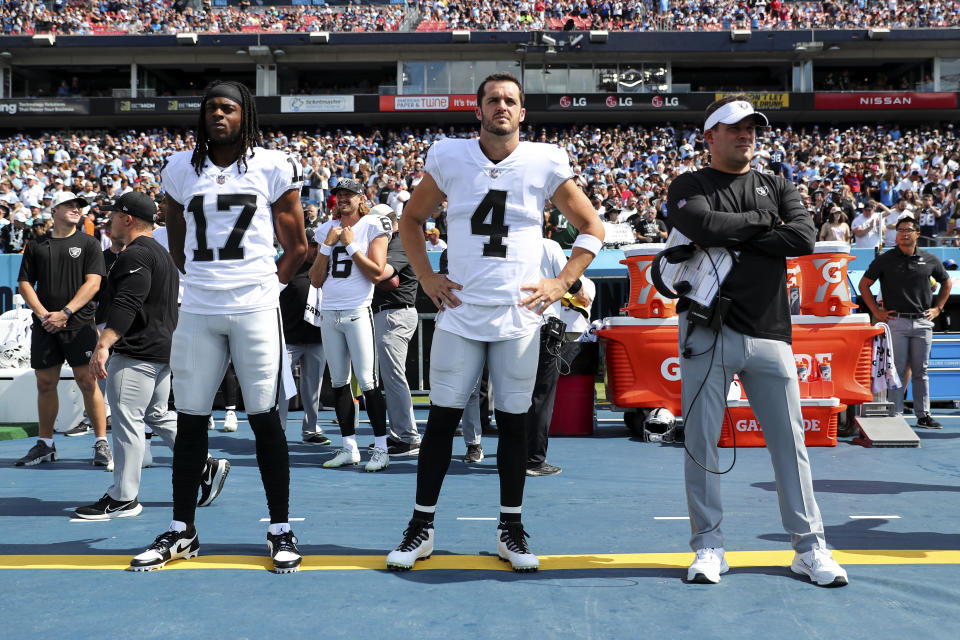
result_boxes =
[638,262,672,311]
[813,257,850,303]
[661,356,681,381]
[735,418,821,432]
[804,419,822,432]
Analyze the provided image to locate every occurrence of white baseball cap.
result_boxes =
[49,191,89,210]
[370,203,394,217]
[704,100,769,131]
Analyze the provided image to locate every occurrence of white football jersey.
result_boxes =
[162,147,302,313]
[425,138,572,306]
[313,213,392,310]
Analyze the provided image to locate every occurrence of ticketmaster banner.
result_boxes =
[281,95,355,113]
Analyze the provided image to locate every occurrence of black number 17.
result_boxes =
[187,194,257,261]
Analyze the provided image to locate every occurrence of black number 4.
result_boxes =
[470,190,509,258]
[187,194,258,262]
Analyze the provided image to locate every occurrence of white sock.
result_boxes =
[95,437,108,443]
[225,406,236,413]
[343,434,358,453]
[39,437,54,447]
[374,435,388,451]
[169,520,188,532]
[268,522,291,535]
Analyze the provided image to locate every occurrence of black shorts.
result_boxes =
[30,321,98,370]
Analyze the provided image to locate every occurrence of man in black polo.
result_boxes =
[74,191,182,518]
[16,191,110,467]
[371,206,421,456]
[858,214,952,429]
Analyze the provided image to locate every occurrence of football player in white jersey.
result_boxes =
[386,72,604,572]
[130,81,308,574]
[309,178,392,471]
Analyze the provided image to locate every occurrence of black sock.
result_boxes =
[495,409,527,514]
[249,408,289,525]
[499,512,522,526]
[332,384,356,437]
[362,387,388,438]
[172,412,209,525]
[413,405,463,518]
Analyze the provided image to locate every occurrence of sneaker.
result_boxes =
[302,433,332,445]
[915,415,943,430]
[65,420,92,437]
[687,547,728,584]
[129,527,199,571]
[74,493,142,520]
[323,448,360,468]
[142,434,153,468]
[463,443,484,464]
[365,447,390,472]
[93,440,114,471]
[208,415,215,430]
[526,462,562,477]
[267,530,302,574]
[198,457,230,507]
[387,441,420,457]
[791,548,849,587]
[386,518,434,571]
[15,440,58,467]
[222,410,238,432]
[497,522,539,572]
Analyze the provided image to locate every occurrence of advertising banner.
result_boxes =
[281,95,355,113]
[0,99,90,116]
[814,92,958,110]
[379,95,477,111]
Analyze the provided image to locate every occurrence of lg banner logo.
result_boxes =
[651,96,679,108]
[559,96,586,108]
[605,96,633,108]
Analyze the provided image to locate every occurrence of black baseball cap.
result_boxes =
[331,178,363,195]
[102,191,156,223]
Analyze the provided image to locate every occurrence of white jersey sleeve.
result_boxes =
[316,213,391,311]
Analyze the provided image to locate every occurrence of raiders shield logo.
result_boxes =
[755,186,768,197]
[68,247,81,258]
[216,175,226,185]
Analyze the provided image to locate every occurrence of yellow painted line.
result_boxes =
[0,550,959,571]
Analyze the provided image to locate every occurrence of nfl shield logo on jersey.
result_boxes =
[68,247,81,258]
[216,175,226,185]
[755,186,768,197]
[486,168,501,179]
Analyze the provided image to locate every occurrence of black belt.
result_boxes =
[891,311,926,319]
[373,303,414,314]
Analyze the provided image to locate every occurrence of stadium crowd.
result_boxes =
[0,121,958,253]
[1,0,957,36]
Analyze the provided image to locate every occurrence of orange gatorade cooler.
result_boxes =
[596,316,682,416]
[718,398,844,448]
[786,257,802,315]
[791,314,883,405]
[796,241,857,316]
[620,245,677,318]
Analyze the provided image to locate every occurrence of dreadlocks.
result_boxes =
[191,80,262,176]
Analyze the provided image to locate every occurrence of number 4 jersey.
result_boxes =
[313,213,391,310]
[425,137,573,340]
[162,148,303,314]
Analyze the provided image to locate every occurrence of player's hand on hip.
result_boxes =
[422,272,462,310]
[324,226,342,246]
[340,225,354,246]
[520,278,565,315]
[874,308,893,322]
[89,345,110,381]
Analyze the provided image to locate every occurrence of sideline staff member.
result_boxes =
[16,191,110,468]
[667,96,847,587]
[858,214,951,428]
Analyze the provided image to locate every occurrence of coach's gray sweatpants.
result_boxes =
[280,342,326,437]
[374,306,420,445]
[678,312,827,554]
[105,354,177,502]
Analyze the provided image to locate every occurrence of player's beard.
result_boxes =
[481,114,517,137]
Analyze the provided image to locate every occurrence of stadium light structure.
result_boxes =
[310,31,330,44]
[730,28,751,42]
[589,30,609,43]
[568,34,584,47]
[176,33,197,46]
[541,34,558,47]
[868,28,890,40]
[248,45,271,57]
[451,29,470,43]
[32,34,55,46]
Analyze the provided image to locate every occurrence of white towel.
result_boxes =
[871,322,902,393]
[303,285,322,327]
[578,319,606,343]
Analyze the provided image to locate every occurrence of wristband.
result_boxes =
[62,307,73,318]
[319,243,334,256]
[345,243,359,257]
[572,233,603,256]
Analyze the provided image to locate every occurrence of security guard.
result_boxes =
[858,214,952,428]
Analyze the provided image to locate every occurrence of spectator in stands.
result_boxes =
[915,193,943,246]
[818,206,850,243]
[851,201,884,248]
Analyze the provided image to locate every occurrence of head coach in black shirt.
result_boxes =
[16,191,110,468]
[858,214,952,429]
[74,191,180,519]
[666,95,847,587]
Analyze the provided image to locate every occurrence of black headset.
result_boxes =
[650,243,697,299]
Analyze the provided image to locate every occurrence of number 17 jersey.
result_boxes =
[161,147,302,314]
[425,138,573,307]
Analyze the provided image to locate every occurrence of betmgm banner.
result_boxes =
[0,254,23,313]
